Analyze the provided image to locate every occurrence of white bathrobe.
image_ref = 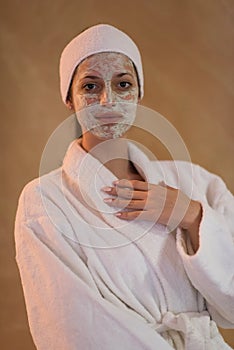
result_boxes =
[15,140,234,350]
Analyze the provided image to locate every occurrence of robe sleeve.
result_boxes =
[176,165,234,329]
[15,184,173,350]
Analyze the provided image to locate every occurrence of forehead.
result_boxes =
[76,52,135,75]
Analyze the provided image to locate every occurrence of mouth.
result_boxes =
[95,112,123,124]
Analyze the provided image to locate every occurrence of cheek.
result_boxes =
[84,96,99,105]
[114,89,138,103]
[74,94,99,109]
[122,93,137,101]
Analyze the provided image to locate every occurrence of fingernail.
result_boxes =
[112,180,119,185]
[115,212,122,217]
[101,186,112,192]
[103,198,112,203]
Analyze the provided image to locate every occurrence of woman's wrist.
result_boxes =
[180,200,202,253]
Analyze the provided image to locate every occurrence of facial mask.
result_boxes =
[76,101,137,139]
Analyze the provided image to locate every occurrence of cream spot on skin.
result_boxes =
[69,52,139,139]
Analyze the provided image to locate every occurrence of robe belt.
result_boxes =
[149,311,220,350]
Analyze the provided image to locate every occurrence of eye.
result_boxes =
[83,83,97,91]
[118,81,132,89]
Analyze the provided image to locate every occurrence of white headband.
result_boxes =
[59,24,144,104]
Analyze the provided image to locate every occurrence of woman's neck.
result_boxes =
[80,133,143,180]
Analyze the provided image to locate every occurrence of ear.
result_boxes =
[66,100,74,111]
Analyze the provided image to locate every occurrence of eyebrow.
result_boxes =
[81,72,134,80]
[81,75,102,80]
[116,72,134,78]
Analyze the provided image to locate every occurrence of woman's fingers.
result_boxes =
[103,197,146,210]
[113,179,151,191]
[115,209,157,221]
[101,186,147,200]
[115,210,144,220]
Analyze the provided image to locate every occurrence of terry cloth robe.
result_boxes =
[15,140,234,350]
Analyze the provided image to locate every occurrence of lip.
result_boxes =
[95,112,123,123]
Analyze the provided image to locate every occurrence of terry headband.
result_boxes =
[59,24,144,104]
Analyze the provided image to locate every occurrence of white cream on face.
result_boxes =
[70,52,139,139]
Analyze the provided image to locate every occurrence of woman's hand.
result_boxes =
[102,179,202,252]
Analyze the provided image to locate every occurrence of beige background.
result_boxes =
[1,0,234,348]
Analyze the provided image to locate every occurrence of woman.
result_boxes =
[15,24,234,349]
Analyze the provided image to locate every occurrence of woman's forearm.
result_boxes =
[181,200,202,253]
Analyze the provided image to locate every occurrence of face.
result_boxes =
[68,52,139,139]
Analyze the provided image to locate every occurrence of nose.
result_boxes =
[100,82,115,107]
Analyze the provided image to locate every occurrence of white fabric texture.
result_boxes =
[59,24,144,104]
[15,140,234,349]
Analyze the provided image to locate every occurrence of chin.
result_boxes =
[92,132,121,140]
[92,124,130,140]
